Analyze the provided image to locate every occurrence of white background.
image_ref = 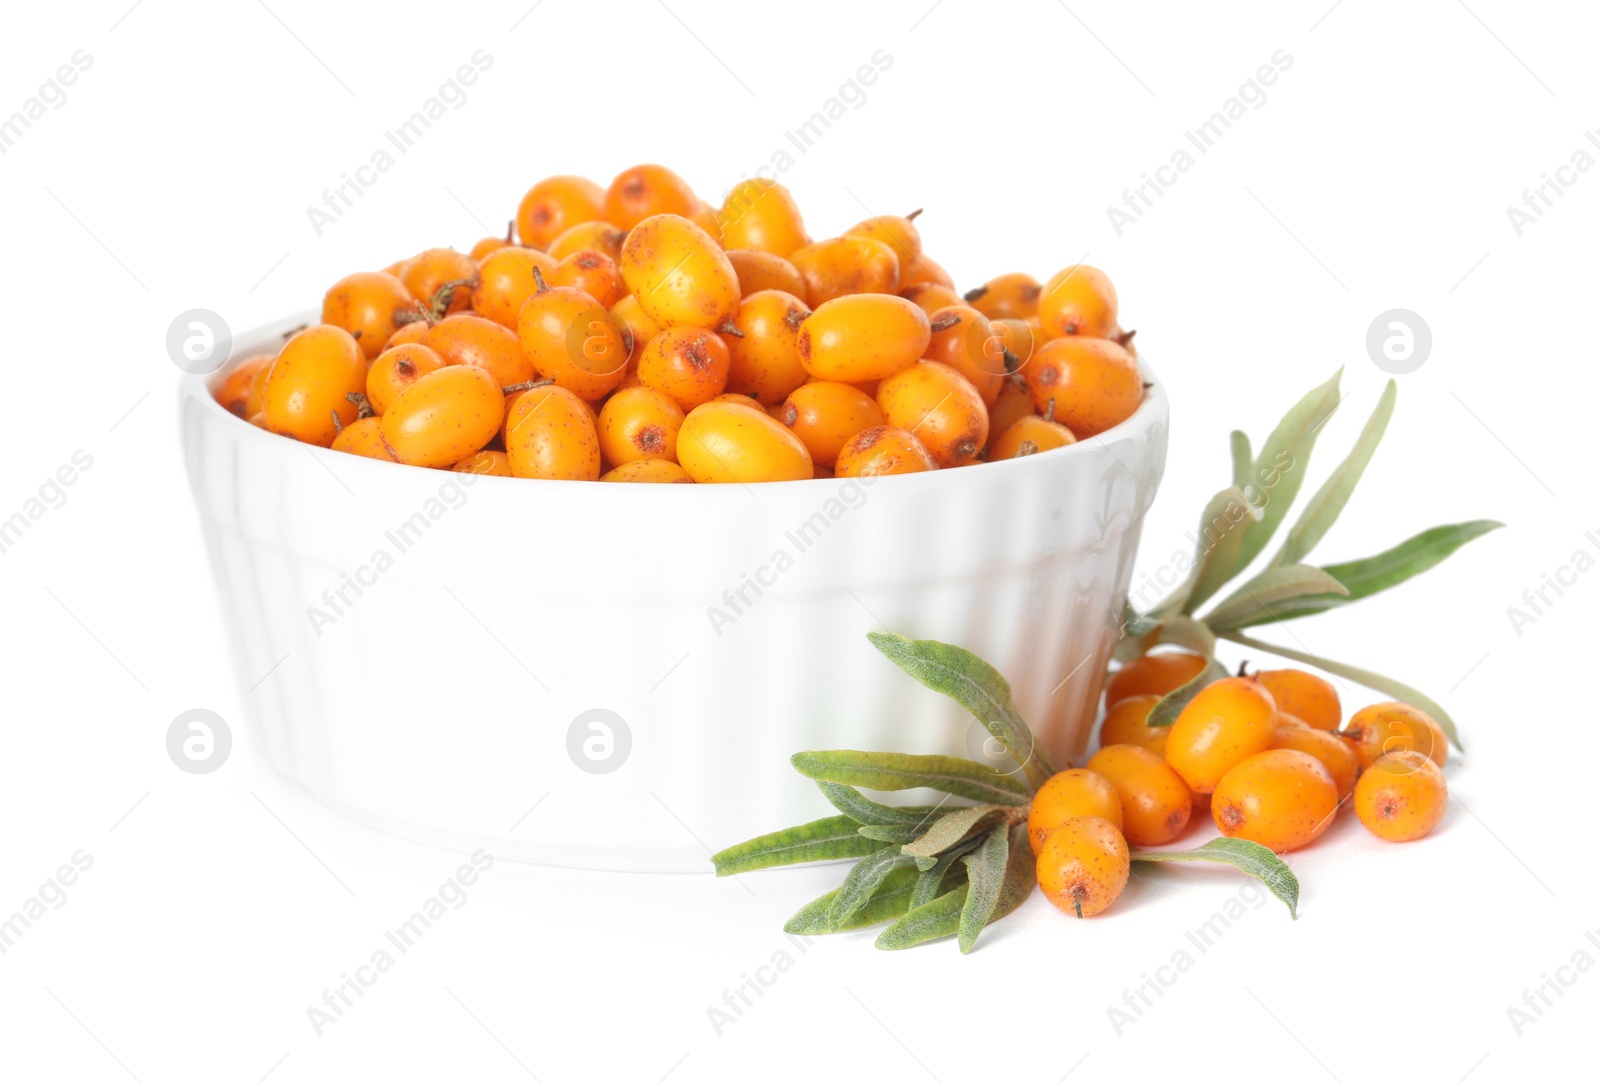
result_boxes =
[2,1,1596,1081]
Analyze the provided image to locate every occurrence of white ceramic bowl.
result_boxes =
[181,313,1169,871]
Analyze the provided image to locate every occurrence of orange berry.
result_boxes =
[637,326,732,411]
[504,384,601,480]
[984,379,1036,456]
[597,385,684,466]
[399,248,476,316]
[779,381,885,469]
[322,271,415,360]
[472,247,559,329]
[601,459,693,483]
[924,305,1007,405]
[330,416,394,461]
[424,313,535,389]
[717,178,808,256]
[213,354,273,417]
[725,249,807,299]
[1036,817,1129,918]
[1271,724,1361,801]
[1037,264,1118,339]
[1024,337,1143,439]
[1097,695,1169,755]
[379,365,504,469]
[382,318,432,352]
[843,210,922,262]
[899,253,954,290]
[1255,669,1342,731]
[366,343,446,415]
[1354,752,1448,842]
[965,272,1042,320]
[788,235,899,305]
[547,220,627,263]
[518,280,630,400]
[452,449,512,476]
[677,400,813,484]
[834,426,938,478]
[900,282,964,316]
[549,249,626,309]
[1028,769,1123,854]
[610,294,663,371]
[604,163,698,231]
[725,289,811,404]
[516,175,605,249]
[798,294,930,383]
[620,214,741,330]
[1164,676,1278,794]
[876,361,988,468]
[1343,702,1448,770]
[1086,744,1192,846]
[261,325,366,447]
[468,228,512,261]
[1105,650,1208,706]
[989,415,1077,460]
[989,317,1043,368]
[1212,749,1338,853]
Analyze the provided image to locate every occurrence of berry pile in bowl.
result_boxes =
[212,164,1146,483]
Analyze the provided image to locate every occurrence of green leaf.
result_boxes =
[711,815,880,876]
[1146,658,1231,727]
[1230,430,1253,491]
[784,867,920,935]
[814,781,950,826]
[1175,486,1259,615]
[1201,564,1350,630]
[1272,379,1396,567]
[1133,837,1299,918]
[829,847,921,926]
[1217,630,1463,749]
[902,805,1004,858]
[1231,369,1344,574]
[867,632,1055,790]
[1222,521,1504,627]
[790,750,1032,806]
[910,840,978,909]
[1152,615,1217,660]
[858,823,923,843]
[875,884,969,951]
[957,827,1009,953]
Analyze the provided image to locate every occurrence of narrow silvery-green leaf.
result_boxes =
[1223,521,1504,627]
[1175,486,1259,616]
[829,847,921,926]
[867,632,1056,790]
[1217,630,1463,749]
[1231,369,1344,573]
[1201,564,1350,630]
[1133,837,1299,918]
[1230,430,1253,491]
[957,827,1009,954]
[902,805,1003,858]
[1146,658,1230,727]
[784,867,919,935]
[1153,615,1217,660]
[711,816,880,876]
[910,839,979,909]
[1272,379,1396,567]
[790,750,1031,805]
[858,823,922,843]
[815,781,950,826]
[875,884,969,951]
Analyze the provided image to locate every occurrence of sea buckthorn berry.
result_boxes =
[990,317,1042,368]
[1165,676,1278,794]
[214,355,273,417]
[620,214,741,330]
[690,200,723,239]
[677,400,813,484]
[452,449,512,476]
[779,381,885,469]
[876,361,989,468]
[1024,337,1143,439]
[472,247,559,329]
[1354,752,1448,842]
[366,343,446,415]
[725,249,808,299]
[984,379,1036,456]
[834,426,938,477]
[1086,744,1192,846]
[611,294,662,371]
[899,253,954,290]
[924,305,1007,405]
[718,178,808,256]
[637,327,732,411]
[379,365,504,469]
[468,225,513,261]
[330,417,394,461]
[788,235,899,305]
[604,163,699,231]
[1097,695,1169,756]
[1212,749,1338,853]
[1271,724,1360,801]
[1037,264,1118,339]
[597,385,684,466]
[900,282,964,315]
[1028,769,1124,854]
[518,279,630,400]
[382,317,432,351]
[550,249,627,308]
[399,248,477,316]
[504,384,602,480]
[261,325,367,446]
[1105,650,1208,707]
[425,314,536,389]
[548,220,628,263]
[726,290,811,404]
[844,209,922,262]
[797,294,930,383]
[1036,816,1129,919]
[322,271,415,360]
[990,415,1077,460]
[1255,669,1342,731]
[516,175,605,249]
[964,272,1042,320]
[1343,702,1448,769]
[601,459,692,483]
